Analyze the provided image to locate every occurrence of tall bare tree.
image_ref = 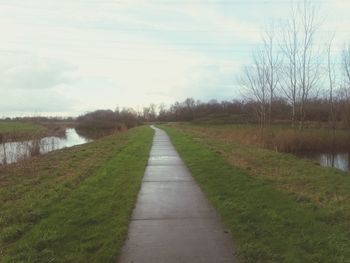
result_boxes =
[326,35,336,155]
[340,44,350,127]
[280,3,299,127]
[343,44,350,87]
[280,0,321,129]
[262,25,281,126]
[297,0,321,130]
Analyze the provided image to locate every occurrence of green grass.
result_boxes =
[0,121,47,140]
[0,126,154,262]
[161,124,350,263]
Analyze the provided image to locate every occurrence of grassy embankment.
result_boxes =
[161,123,350,263]
[0,126,153,262]
[0,121,47,141]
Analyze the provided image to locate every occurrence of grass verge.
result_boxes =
[0,126,153,262]
[161,124,350,263]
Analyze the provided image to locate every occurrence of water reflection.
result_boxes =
[299,152,350,172]
[0,128,91,165]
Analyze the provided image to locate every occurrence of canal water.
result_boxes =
[298,152,350,172]
[0,128,91,165]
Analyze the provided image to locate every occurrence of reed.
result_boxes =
[28,139,41,156]
[175,123,350,154]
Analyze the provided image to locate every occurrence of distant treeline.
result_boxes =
[1,116,75,122]
[5,94,350,130]
[76,94,350,129]
[157,97,350,127]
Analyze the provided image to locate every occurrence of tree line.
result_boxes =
[155,97,350,127]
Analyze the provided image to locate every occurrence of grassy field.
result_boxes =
[0,126,153,262]
[0,121,47,141]
[161,123,350,262]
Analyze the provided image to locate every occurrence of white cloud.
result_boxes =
[0,52,76,90]
[0,86,74,116]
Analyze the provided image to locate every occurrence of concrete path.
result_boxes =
[119,126,236,263]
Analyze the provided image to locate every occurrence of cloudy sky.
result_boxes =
[0,0,349,117]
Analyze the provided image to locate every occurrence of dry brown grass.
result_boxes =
[171,123,350,154]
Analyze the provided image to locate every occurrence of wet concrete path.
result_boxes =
[119,126,236,263]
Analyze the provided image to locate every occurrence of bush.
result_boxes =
[76,109,139,132]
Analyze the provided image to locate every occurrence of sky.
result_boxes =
[0,0,349,117]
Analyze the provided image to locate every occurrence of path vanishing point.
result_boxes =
[119,126,236,263]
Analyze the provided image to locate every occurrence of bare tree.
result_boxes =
[184,98,196,120]
[158,103,166,113]
[280,3,299,127]
[343,44,350,87]
[326,35,336,156]
[297,0,321,130]
[280,0,321,129]
[240,49,268,128]
[143,104,157,122]
[262,25,281,126]
[158,103,167,122]
[340,44,350,127]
